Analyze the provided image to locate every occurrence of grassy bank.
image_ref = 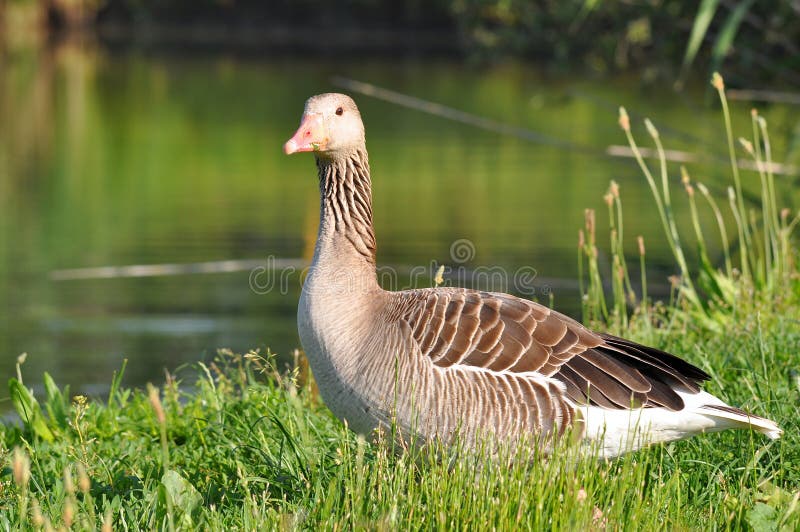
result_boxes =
[0,303,798,529]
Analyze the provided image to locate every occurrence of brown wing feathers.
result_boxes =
[401,288,711,412]
[598,334,710,391]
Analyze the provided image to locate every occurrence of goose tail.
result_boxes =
[698,403,782,440]
[580,390,782,458]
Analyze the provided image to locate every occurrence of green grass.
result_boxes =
[1,302,798,530]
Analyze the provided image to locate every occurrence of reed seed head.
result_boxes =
[62,500,74,529]
[711,72,724,91]
[584,209,596,237]
[31,499,44,527]
[102,507,113,532]
[618,107,630,132]
[637,236,645,256]
[738,138,754,155]
[751,108,758,118]
[603,193,614,207]
[64,466,74,496]
[680,166,690,185]
[147,384,166,425]
[781,208,791,222]
[644,118,659,139]
[12,447,30,487]
[434,264,445,286]
[593,506,604,522]
[609,180,619,198]
[77,463,90,494]
[578,229,585,249]
[685,184,694,197]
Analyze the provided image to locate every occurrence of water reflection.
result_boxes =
[1,38,797,394]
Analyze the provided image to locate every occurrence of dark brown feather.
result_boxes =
[579,350,650,392]
[643,378,684,410]
[557,365,619,409]
[568,355,644,408]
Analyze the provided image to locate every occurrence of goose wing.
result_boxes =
[395,288,710,411]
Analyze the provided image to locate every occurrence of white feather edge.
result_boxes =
[577,390,782,458]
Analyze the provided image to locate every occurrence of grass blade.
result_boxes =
[711,0,755,74]
[678,0,720,86]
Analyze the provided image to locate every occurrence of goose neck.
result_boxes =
[311,148,378,287]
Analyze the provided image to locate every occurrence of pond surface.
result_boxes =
[1,43,797,395]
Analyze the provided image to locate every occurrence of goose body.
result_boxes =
[286,93,781,458]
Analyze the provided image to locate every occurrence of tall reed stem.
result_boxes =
[696,183,733,277]
[618,108,698,306]
[712,73,751,280]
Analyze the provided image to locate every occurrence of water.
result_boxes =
[1,43,797,395]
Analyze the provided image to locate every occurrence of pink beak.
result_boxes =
[284,113,327,155]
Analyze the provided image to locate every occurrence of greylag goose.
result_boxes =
[284,93,781,458]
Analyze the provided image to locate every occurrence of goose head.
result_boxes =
[284,93,365,158]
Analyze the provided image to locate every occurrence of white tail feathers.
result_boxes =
[580,390,782,458]
[699,404,783,440]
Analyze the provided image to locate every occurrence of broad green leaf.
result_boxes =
[161,470,202,516]
[9,378,54,442]
[747,502,779,532]
[43,372,68,430]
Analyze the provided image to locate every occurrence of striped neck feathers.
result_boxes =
[315,148,377,269]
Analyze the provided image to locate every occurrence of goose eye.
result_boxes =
[335,107,344,116]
